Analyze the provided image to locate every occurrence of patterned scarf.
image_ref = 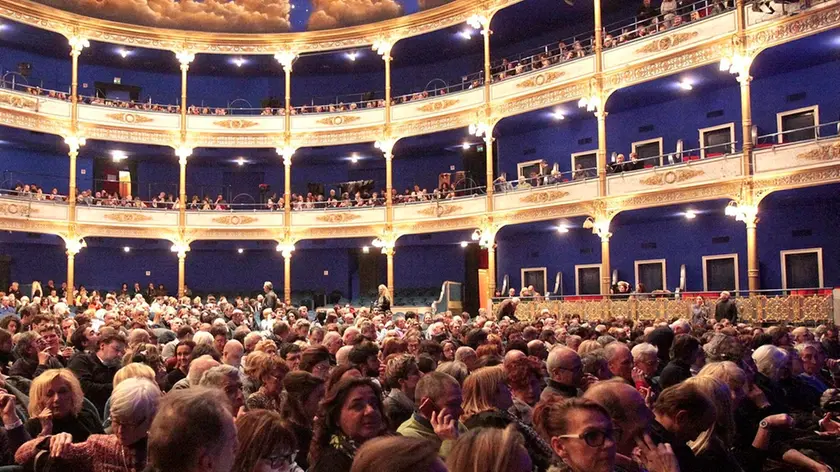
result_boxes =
[328,433,359,461]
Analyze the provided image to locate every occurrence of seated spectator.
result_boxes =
[243,354,288,412]
[232,409,299,472]
[631,342,662,399]
[397,371,466,458]
[10,331,63,381]
[144,387,237,472]
[533,398,620,472]
[199,364,245,415]
[67,332,127,414]
[351,436,445,472]
[446,425,532,472]
[505,356,543,425]
[24,369,105,440]
[542,346,587,402]
[660,334,701,389]
[383,354,420,431]
[650,382,716,472]
[280,371,326,470]
[309,377,386,472]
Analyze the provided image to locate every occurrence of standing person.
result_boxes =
[263,281,278,311]
[715,291,738,323]
[375,285,391,313]
[691,296,710,327]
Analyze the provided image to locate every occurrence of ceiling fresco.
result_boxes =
[31,0,456,33]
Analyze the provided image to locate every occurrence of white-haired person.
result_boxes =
[15,378,161,471]
[752,344,790,411]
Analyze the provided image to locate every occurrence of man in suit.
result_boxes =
[263,281,277,311]
[714,290,738,323]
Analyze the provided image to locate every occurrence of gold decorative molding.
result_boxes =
[418,204,462,218]
[639,169,705,186]
[213,119,259,129]
[103,212,152,223]
[0,202,37,217]
[746,3,840,52]
[797,143,840,162]
[516,71,566,88]
[315,115,362,127]
[0,91,38,111]
[519,190,570,204]
[416,99,460,113]
[314,213,361,224]
[212,215,258,225]
[634,31,699,54]
[105,112,154,124]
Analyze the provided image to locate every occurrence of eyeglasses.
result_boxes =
[556,428,621,447]
[265,451,297,469]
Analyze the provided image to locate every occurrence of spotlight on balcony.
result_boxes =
[459,30,473,40]
[460,241,469,248]
[678,79,693,91]
[350,153,359,164]
[237,248,244,254]
[236,157,246,166]
[557,225,569,233]
[461,142,471,150]
[123,246,131,253]
[111,150,127,162]
[684,210,697,219]
[346,52,358,61]
[362,246,370,254]
[118,48,130,59]
[552,110,565,121]
[233,57,246,68]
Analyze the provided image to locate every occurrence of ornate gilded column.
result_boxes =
[274,51,297,136]
[730,0,754,176]
[593,0,609,197]
[585,207,617,296]
[176,51,195,141]
[277,147,295,221]
[372,234,398,299]
[171,243,190,297]
[63,238,85,306]
[725,194,760,292]
[596,108,608,197]
[175,146,191,227]
[375,138,398,223]
[66,36,88,219]
[64,136,85,222]
[384,246,395,299]
[473,219,500,306]
[600,233,612,295]
[276,239,296,303]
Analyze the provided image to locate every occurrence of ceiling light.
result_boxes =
[236,157,245,166]
[557,225,569,233]
[552,110,565,120]
[237,248,244,254]
[233,57,245,68]
[684,210,697,219]
[123,246,131,253]
[111,150,127,162]
[460,241,469,248]
[678,80,693,91]
[461,142,470,150]
[459,30,473,40]
[362,246,370,254]
[346,52,358,61]
[118,48,130,59]
[350,153,359,164]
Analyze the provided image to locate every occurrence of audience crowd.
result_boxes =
[0,276,836,472]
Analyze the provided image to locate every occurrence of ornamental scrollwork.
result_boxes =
[516,71,566,88]
[796,143,840,162]
[315,115,362,127]
[103,213,152,223]
[314,213,362,224]
[519,190,570,204]
[639,169,705,186]
[0,91,38,111]
[0,202,37,217]
[416,99,460,113]
[417,204,462,218]
[105,113,154,124]
[212,215,258,226]
[213,119,259,129]
[634,31,700,54]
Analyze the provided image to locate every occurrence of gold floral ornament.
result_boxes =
[416,99,460,113]
[0,92,38,111]
[0,202,37,217]
[634,31,699,54]
[212,215,257,225]
[519,190,570,204]
[214,119,259,129]
[418,204,462,218]
[516,71,566,88]
[315,213,361,223]
[797,143,840,161]
[103,213,152,223]
[105,113,154,124]
[639,169,705,186]
[315,115,362,126]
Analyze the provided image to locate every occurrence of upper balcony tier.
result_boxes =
[2,133,839,242]
[0,0,838,148]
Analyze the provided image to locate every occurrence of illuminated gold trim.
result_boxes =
[103,212,152,223]
[416,99,460,113]
[212,215,258,225]
[0,91,38,111]
[0,202,38,216]
[516,71,566,88]
[797,143,840,162]
[213,119,259,129]
[105,112,154,124]
[519,190,570,204]
[314,213,361,223]
[418,204,462,217]
[639,169,705,186]
[634,31,699,54]
[315,115,362,126]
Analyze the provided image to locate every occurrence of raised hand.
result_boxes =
[430,409,459,441]
[635,433,680,472]
[49,432,73,458]
[38,408,53,436]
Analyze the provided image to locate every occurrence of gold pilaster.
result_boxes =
[600,234,611,296]
[66,250,76,303]
[385,54,392,125]
[176,51,195,141]
[278,147,295,220]
[175,146,191,227]
[596,110,608,197]
[178,252,186,297]
[283,251,292,303]
[384,246,395,299]
[67,36,87,221]
[584,213,615,297]
[745,216,759,292]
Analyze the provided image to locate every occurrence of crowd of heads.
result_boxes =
[0,277,837,472]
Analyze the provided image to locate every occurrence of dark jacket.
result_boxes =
[464,409,553,472]
[67,352,118,414]
[309,444,354,472]
[715,298,738,322]
[659,359,693,389]
[649,419,700,472]
[383,389,414,432]
[539,379,579,403]
[9,356,63,381]
[264,290,278,310]
[24,408,104,442]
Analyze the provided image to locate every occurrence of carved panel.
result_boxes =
[103,213,152,223]
[634,31,699,54]
[747,4,840,51]
[0,202,37,217]
[213,119,259,129]
[639,169,705,186]
[315,115,362,126]
[314,213,362,224]
[516,71,566,88]
[416,99,460,113]
[212,215,258,225]
[105,113,154,124]
[797,143,840,162]
[417,204,462,218]
[519,190,570,204]
[0,91,38,111]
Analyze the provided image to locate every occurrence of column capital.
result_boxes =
[175,145,192,166]
[176,51,195,68]
[274,51,298,72]
[64,237,86,256]
[724,200,758,227]
[64,135,87,154]
[466,13,493,35]
[372,39,395,60]
[372,233,398,254]
[276,146,297,166]
[68,36,89,57]
[276,242,295,259]
[170,242,190,259]
[375,138,399,159]
[584,216,612,241]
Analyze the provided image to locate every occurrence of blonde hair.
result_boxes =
[254,339,278,353]
[697,361,747,398]
[29,369,84,417]
[114,362,157,388]
[685,376,735,454]
[110,378,161,429]
[461,366,507,421]
[378,284,391,302]
[577,340,602,355]
[446,424,524,472]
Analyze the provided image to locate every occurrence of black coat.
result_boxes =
[67,352,118,414]
[659,359,693,389]
[715,299,738,322]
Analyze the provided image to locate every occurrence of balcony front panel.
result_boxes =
[76,206,179,227]
[492,180,599,212]
[186,211,284,228]
[392,196,487,222]
[606,157,742,196]
[603,12,736,71]
[290,108,385,133]
[754,137,840,175]
[490,57,596,102]
[78,105,181,131]
[290,207,386,227]
[187,115,283,134]
[0,197,68,221]
[38,96,72,119]
[391,89,484,123]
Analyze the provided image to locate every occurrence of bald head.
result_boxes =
[336,345,354,366]
[546,346,582,387]
[222,340,244,368]
[527,340,547,360]
[503,349,526,369]
[187,355,221,385]
[584,380,653,455]
[455,346,478,371]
